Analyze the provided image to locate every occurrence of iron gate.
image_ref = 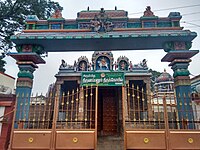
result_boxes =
[123,85,200,150]
[10,86,98,150]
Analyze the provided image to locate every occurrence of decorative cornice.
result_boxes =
[163,41,192,52]
[9,53,46,64]
[16,44,46,55]
[174,76,191,87]
[161,50,199,62]
[169,59,191,66]
[16,78,33,88]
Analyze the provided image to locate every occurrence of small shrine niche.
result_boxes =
[58,52,148,73]
[92,51,114,71]
[77,56,89,71]
[48,10,65,29]
[117,56,129,71]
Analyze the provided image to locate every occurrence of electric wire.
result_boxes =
[182,11,200,16]
[181,21,200,28]
[129,4,200,15]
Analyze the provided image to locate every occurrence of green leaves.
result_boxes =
[0,0,63,53]
[0,0,62,72]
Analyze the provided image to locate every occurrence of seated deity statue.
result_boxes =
[59,59,67,69]
[98,57,109,70]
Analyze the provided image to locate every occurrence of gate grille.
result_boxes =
[57,86,96,129]
[124,84,199,130]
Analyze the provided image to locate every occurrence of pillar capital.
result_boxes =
[10,52,46,88]
[161,50,198,79]
[163,41,192,52]
[16,44,46,55]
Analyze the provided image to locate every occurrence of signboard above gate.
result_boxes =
[81,72,125,86]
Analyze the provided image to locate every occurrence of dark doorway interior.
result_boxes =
[97,86,122,136]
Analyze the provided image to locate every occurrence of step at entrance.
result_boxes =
[97,136,124,150]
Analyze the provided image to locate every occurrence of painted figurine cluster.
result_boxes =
[59,51,148,71]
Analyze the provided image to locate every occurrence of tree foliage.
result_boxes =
[149,69,162,91]
[0,55,6,73]
[0,0,63,72]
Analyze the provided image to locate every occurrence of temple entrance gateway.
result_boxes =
[9,7,200,150]
[98,87,122,136]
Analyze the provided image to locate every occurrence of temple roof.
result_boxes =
[77,9,128,19]
[10,7,198,52]
[156,69,173,83]
[11,30,196,52]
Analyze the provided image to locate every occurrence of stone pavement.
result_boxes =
[97,135,124,150]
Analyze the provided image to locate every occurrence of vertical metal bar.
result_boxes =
[127,84,130,123]
[79,86,84,128]
[178,93,184,129]
[163,95,170,150]
[27,94,31,129]
[137,86,140,124]
[76,88,79,128]
[183,93,188,129]
[19,93,24,129]
[24,93,29,129]
[37,99,42,129]
[85,86,88,128]
[188,93,195,129]
[156,92,160,129]
[142,88,146,128]
[47,92,52,129]
[90,86,93,129]
[95,86,98,150]
[60,92,64,129]
[42,96,47,129]
[32,94,36,129]
[65,91,69,128]
[50,92,59,149]
[151,92,156,129]
[132,84,136,128]
[174,91,179,129]
[71,90,74,129]
[168,94,172,129]
[147,90,151,128]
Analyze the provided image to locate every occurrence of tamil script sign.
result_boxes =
[81,72,125,86]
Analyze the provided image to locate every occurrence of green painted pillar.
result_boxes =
[10,44,45,129]
[162,41,199,129]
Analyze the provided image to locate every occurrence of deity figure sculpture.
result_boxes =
[59,59,67,69]
[129,61,133,71]
[52,10,62,18]
[98,57,108,70]
[143,6,154,17]
[74,60,77,72]
[79,62,86,71]
[120,61,126,70]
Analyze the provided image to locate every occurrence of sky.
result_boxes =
[4,0,200,95]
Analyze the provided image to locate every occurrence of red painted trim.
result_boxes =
[0,72,15,80]
[23,27,183,33]
[0,101,13,106]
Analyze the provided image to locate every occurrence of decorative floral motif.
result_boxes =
[90,8,114,32]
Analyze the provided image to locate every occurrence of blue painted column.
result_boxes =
[10,44,46,129]
[162,41,199,129]
[171,61,194,129]
[15,65,35,128]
